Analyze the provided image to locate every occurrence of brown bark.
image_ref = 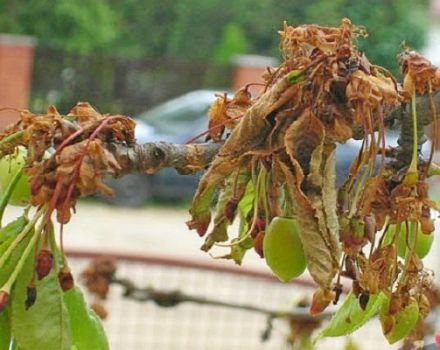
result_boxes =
[109,141,222,176]
[106,92,440,178]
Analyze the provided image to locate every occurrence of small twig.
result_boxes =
[110,276,331,321]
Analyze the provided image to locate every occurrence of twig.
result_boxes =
[110,276,331,321]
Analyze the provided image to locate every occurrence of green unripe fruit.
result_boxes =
[263,217,307,282]
[383,224,433,259]
[0,148,30,206]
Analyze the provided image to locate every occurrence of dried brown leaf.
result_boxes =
[277,158,340,288]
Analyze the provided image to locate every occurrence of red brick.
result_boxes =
[0,34,35,130]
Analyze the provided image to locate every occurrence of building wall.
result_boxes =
[0,34,35,129]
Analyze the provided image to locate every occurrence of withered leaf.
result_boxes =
[284,109,324,177]
[346,70,398,108]
[321,144,340,251]
[280,114,340,289]
[214,237,252,265]
[189,73,294,234]
[201,169,251,251]
[207,94,229,142]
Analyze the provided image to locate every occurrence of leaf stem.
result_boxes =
[0,131,24,147]
[403,91,419,185]
[0,216,44,292]
[347,168,368,219]
[215,164,262,247]
[0,168,24,227]
[0,208,45,271]
[259,166,270,222]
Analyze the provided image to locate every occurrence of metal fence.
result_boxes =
[67,250,401,350]
[31,49,231,116]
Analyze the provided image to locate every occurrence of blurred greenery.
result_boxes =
[212,23,248,65]
[0,0,117,54]
[0,0,430,72]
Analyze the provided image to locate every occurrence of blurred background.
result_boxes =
[1,0,440,349]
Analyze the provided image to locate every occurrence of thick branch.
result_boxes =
[104,93,440,178]
[108,141,222,176]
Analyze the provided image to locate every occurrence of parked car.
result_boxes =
[101,90,431,206]
[101,90,221,206]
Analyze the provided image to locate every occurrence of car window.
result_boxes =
[137,91,217,133]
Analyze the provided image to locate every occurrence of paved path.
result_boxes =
[3,201,270,270]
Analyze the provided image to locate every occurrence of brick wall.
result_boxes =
[0,34,35,130]
[231,55,278,95]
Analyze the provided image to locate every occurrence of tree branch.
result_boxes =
[110,276,331,322]
[101,93,440,179]
[108,141,223,176]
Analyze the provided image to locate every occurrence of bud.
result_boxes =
[381,314,395,335]
[58,268,74,292]
[232,87,252,106]
[420,216,435,234]
[224,198,238,223]
[310,287,335,316]
[388,295,402,315]
[253,231,265,258]
[352,280,362,297]
[36,249,54,280]
[255,216,266,232]
[250,216,266,239]
[0,290,9,313]
[187,215,210,237]
[344,256,357,280]
[30,178,43,196]
[25,285,37,310]
[332,284,343,305]
[359,292,370,310]
[351,217,365,244]
[363,214,376,242]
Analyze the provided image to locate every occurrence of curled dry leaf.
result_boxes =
[398,51,440,97]
[0,102,136,224]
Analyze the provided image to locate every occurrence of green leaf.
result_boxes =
[229,238,249,265]
[187,185,217,236]
[64,287,109,350]
[0,234,31,287]
[238,181,254,221]
[201,172,237,251]
[380,299,419,344]
[11,245,71,350]
[382,224,434,259]
[320,292,387,337]
[0,216,27,244]
[0,309,11,350]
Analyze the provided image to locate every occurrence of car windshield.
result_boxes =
[137,91,218,135]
